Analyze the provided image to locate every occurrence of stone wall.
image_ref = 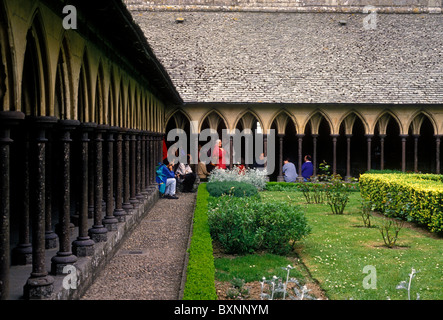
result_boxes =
[124,0,443,13]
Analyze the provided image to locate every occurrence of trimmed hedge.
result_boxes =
[359,173,443,233]
[206,180,258,197]
[182,183,217,300]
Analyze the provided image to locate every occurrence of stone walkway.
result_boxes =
[81,191,196,300]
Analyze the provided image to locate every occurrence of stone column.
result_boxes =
[135,131,144,201]
[312,134,318,176]
[0,111,24,300]
[140,132,147,195]
[413,134,419,172]
[103,126,118,231]
[11,128,32,266]
[229,135,233,170]
[366,134,373,172]
[122,130,132,212]
[400,134,408,172]
[331,134,339,175]
[88,125,108,243]
[24,116,57,300]
[277,134,284,182]
[147,132,153,185]
[51,120,79,275]
[129,129,139,207]
[44,128,57,249]
[72,122,96,257]
[345,134,352,181]
[379,134,386,171]
[113,128,126,221]
[436,135,441,174]
[297,134,304,181]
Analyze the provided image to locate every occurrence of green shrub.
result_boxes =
[208,195,311,255]
[360,173,443,233]
[183,184,217,300]
[206,180,258,198]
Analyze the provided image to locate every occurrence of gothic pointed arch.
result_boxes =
[21,11,51,116]
[199,109,228,134]
[338,109,370,135]
[373,109,403,135]
[269,109,298,135]
[54,36,73,119]
[304,109,334,135]
[233,109,265,133]
[406,109,438,136]
[0,1,14,111]
[77,48,91,122]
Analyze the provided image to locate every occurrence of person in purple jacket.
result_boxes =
[301,155,314,182]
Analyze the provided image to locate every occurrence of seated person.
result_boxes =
[197,160,210,182]
[156,160,179,199]
[176,154,197,192]
[282,157,298,183]
[301,155,314,182]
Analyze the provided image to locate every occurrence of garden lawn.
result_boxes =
[261,190,443,300]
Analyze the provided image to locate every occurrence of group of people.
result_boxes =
[156,137,315,198]
[156,139,226,199]
[282,155,314,182]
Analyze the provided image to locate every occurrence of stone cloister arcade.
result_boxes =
[165,104,443,181]
[0,0,180,299]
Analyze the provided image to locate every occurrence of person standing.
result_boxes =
[213,139,227,169]
[282,157,298,183]
[301,155,314,182]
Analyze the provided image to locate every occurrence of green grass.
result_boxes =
[215,253,304,283]
[260,190,443,300]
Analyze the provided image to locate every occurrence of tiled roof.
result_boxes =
[131,11,443,104]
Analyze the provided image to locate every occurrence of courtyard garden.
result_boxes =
[183,168,443,300]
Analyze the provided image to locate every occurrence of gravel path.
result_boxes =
[81,191,196,300]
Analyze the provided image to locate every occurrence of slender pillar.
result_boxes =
[72,122,96,257]
[24,116,57,300]
[88,125,108,242]
[51,120,79,275]
[277,134,284,182]
[345,134,352,181]
[103,126,118,231]
[122,130,132,212]
[436,135,441,174]
[11,128,32,265]
[366,134,373,172]
[229,135,233,170]
[331,134,339,175]
[0,111,24,300]
[113,128,126,221]
[400,134,408,172]
[297,134,304,181]
[263,134,268,169]
[129,129,139,207]
[87,134,95,219]
[44,128,57,249]
[135,131,144,201]
[413,134,419,172]
[379,134,386,171]
[312,134,318,176]
[140,132,147,195]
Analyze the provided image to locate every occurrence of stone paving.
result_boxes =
[81,191,196,300]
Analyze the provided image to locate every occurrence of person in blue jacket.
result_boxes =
[156,160,179,199]
[301,155,314,182]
